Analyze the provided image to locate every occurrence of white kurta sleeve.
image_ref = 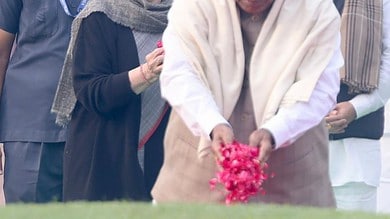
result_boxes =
[160,26,228,139]
[262,35,343,149]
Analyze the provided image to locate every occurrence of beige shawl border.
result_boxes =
[340,0,382,93]
[167,0,340,157]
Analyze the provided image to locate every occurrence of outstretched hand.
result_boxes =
[249,129,274,165]
[210,124,234,159]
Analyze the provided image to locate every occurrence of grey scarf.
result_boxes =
[51,0,172,126]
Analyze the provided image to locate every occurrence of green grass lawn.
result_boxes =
[0,202,389,219]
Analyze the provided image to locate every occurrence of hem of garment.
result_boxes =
[331,180,379,188]
[0,130,67,143]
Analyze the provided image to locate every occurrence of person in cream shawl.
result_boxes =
[152,0,343,207]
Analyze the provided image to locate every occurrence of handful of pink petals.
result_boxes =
[209,141,271,205]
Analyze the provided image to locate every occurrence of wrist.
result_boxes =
[261,128,276,149]
[140,64,152,84]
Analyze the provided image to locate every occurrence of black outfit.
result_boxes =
[143,107,170,197]
[63,12,148,201]
[36,143,64,202]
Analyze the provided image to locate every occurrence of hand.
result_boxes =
[210,124,234,159]
[128,47,165,93]
[249,129,274,165]
[144,47,165,83]
[325,102,356,134]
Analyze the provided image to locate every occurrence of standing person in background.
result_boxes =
[0,0,85,203]
[152,0,342,207]
[51,0,171,201]
[328,0,390,212]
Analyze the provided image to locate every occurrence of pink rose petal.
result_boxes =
[209,141,272,204]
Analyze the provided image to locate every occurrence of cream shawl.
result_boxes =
[167,0,340,156]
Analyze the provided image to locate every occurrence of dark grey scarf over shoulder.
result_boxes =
[51,0,172,126]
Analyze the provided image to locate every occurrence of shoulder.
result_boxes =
[170,0,220,11]
[280,0,339,24]
[282,0,336,13]
[82,12,116,28]
[169,0,229,22]
[79,11,132,39]
[0,0,22,33]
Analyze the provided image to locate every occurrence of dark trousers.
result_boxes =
[3,142,64,203]
[36,142,64,203]
[144,108,171,198]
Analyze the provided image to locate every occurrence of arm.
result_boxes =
[248,39,342,162]
[129,47,165,94]
[161,26,342,152]
[0,0,20,100]
[161,26,234,156]
[262,35,343,149]
[73,12,165,114]
[72,13,140,115]
[160,26,229,139]
[0,29,15,99]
